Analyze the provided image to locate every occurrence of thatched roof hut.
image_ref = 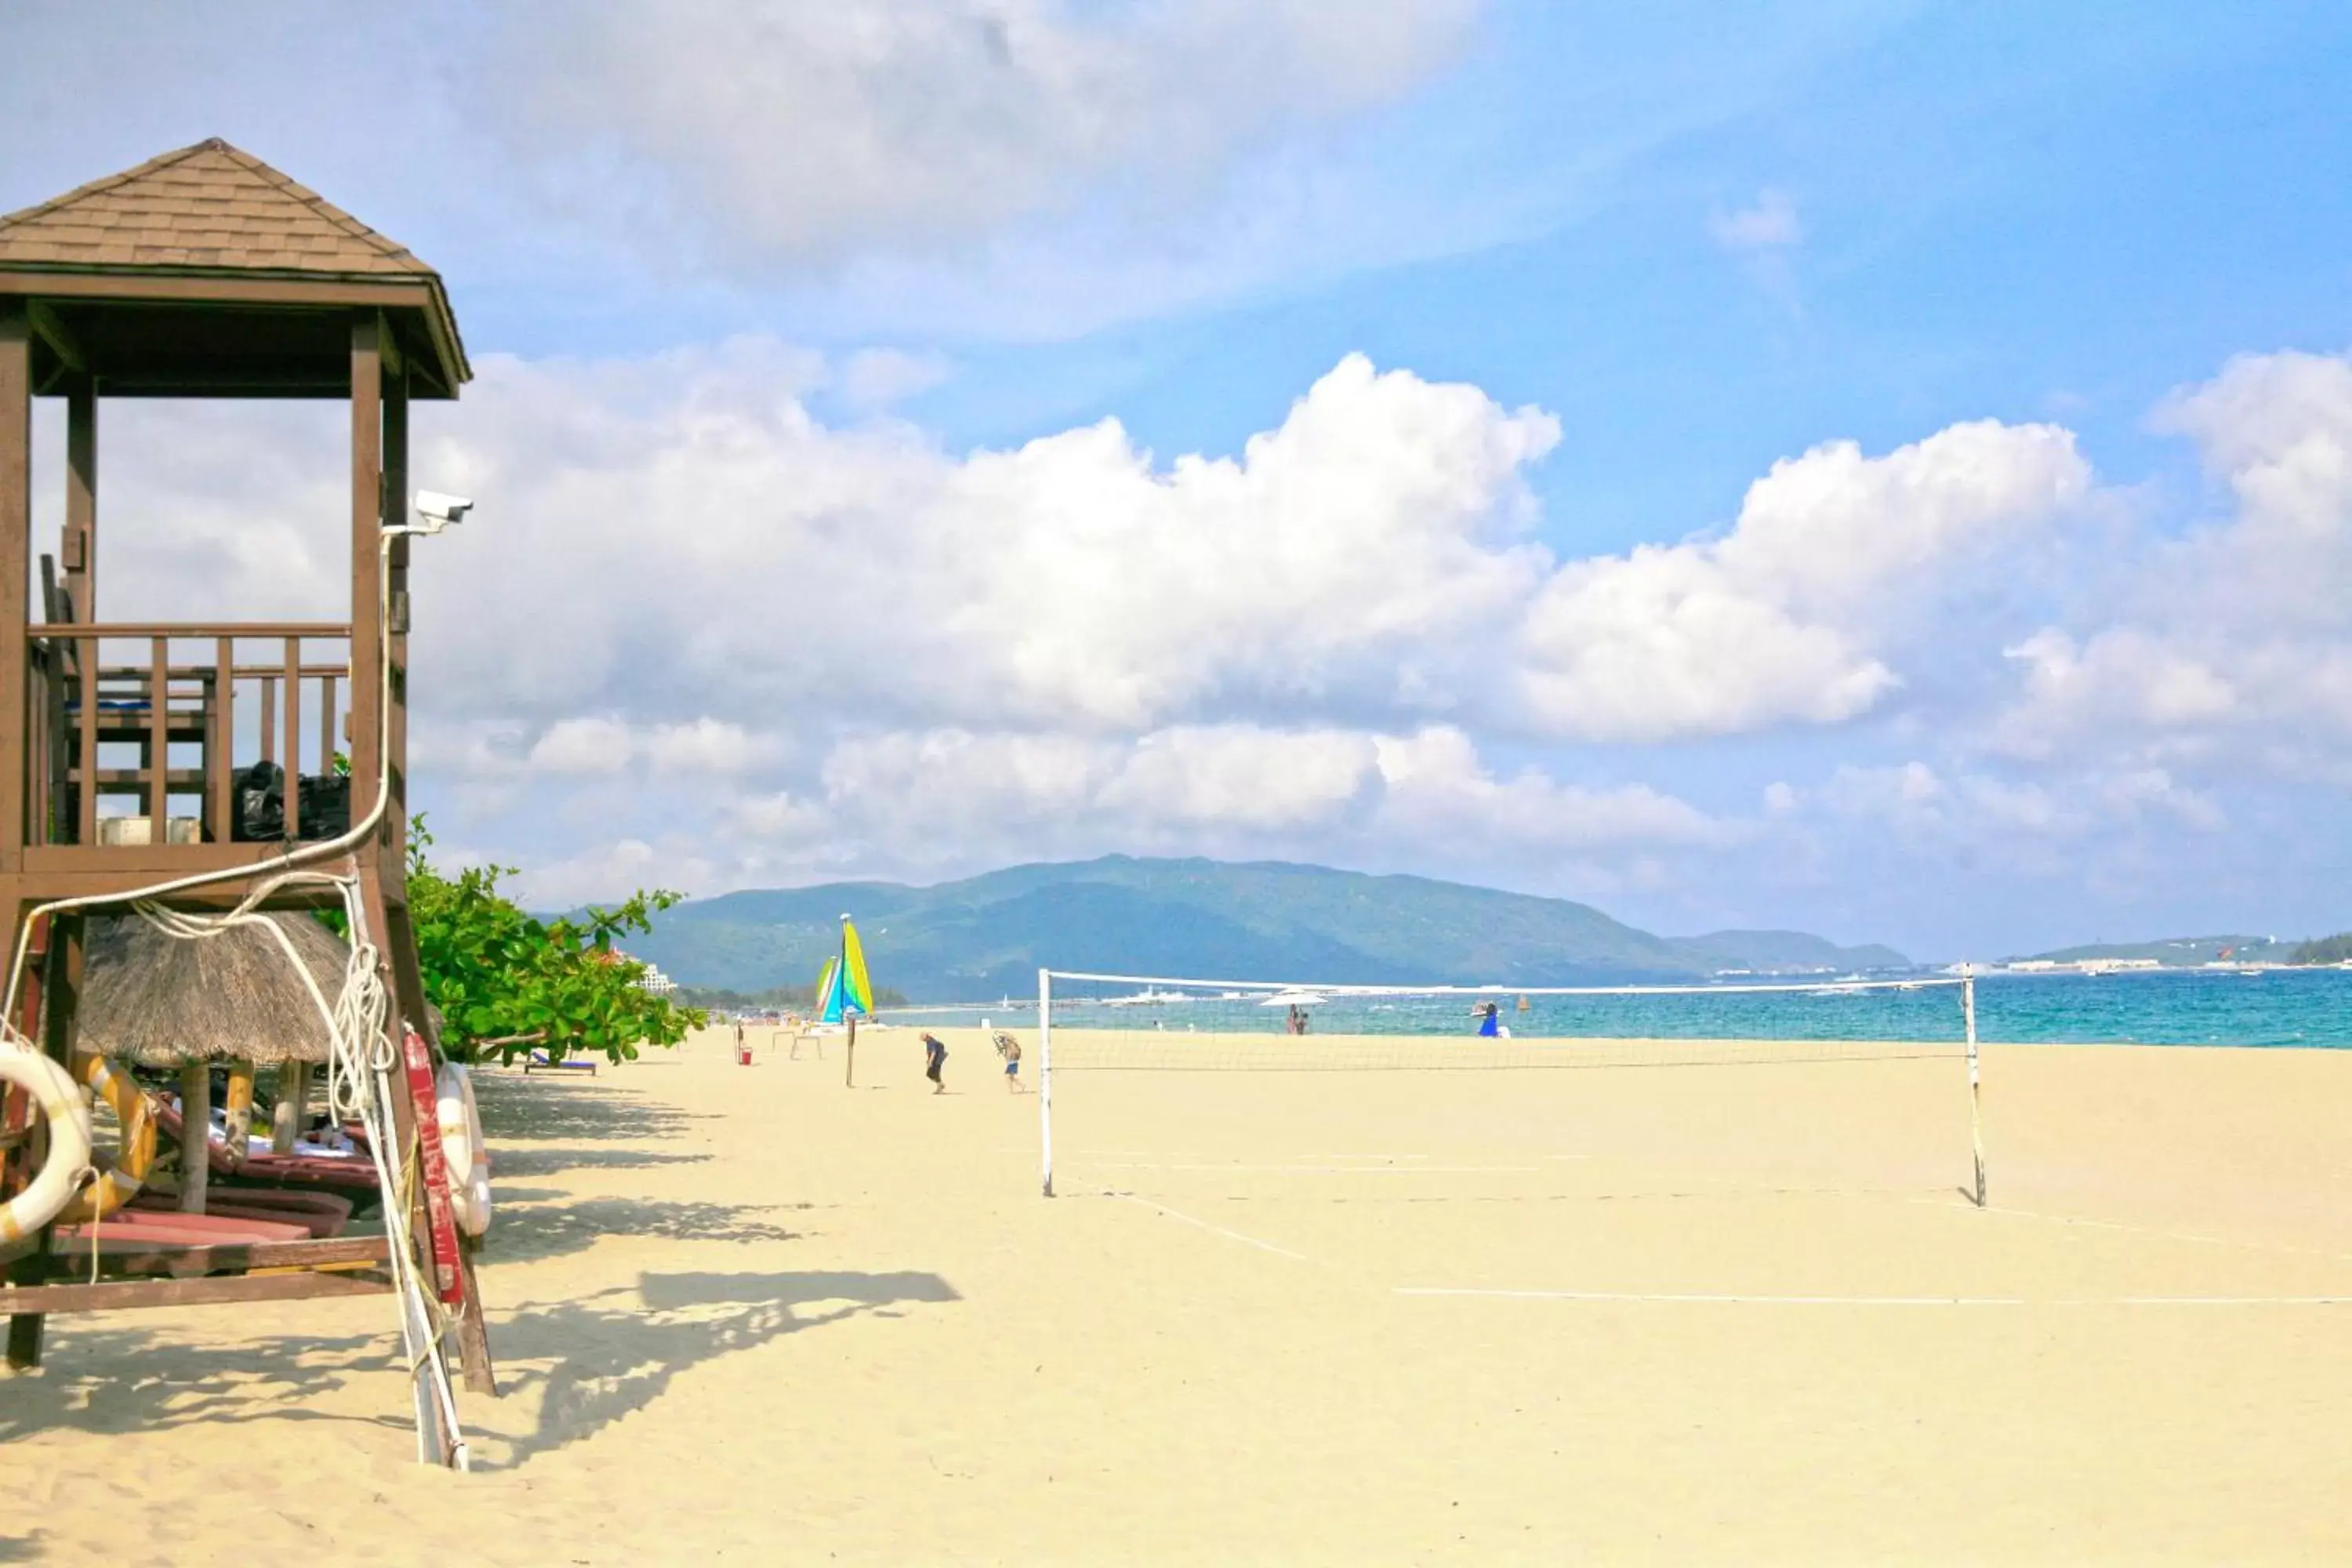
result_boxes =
[78,913,350,1066]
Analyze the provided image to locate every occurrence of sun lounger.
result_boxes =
[55,1211,311,1248]
[126,1191,348,1239]
[523,1049,597,1076]
[154,1099,387,1213]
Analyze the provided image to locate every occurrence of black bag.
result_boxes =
[297,773,350,839]
[234,760,283,841]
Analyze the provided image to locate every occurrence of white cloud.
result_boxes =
[1996,629,2238,757]
[1518,420,2091,741]
[1711,187,1802,252]
[1098,726,1376,829]
[397,344,2074,757]
[69,333,2315,911]
[398,347,1563,740]
[483,0,1483,269]
[644,718,774,776]
[569,719,1728,902]
[837,348,952,412]
[1371,727,1728,851]
[1994,349,2352,764]
[514,837,720,909]
[528,717,636,776]
[1792,757,2222,851]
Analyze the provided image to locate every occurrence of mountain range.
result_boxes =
[613,856,1910,1000]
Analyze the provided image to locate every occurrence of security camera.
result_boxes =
[414,491,474,526]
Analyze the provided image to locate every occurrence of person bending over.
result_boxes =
[920,1031,949,1094]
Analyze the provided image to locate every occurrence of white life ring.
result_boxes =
[435,1062,492,1238]
[0,1042,93,1244]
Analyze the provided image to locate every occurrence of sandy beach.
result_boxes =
[7,1028,2352,1564]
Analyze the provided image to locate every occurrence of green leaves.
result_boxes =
[405,817,708,1064]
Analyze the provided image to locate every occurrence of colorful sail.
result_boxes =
[840,919,876,1014]
[815,918,878,1023]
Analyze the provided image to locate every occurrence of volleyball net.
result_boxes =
[1033,967,1987,1203]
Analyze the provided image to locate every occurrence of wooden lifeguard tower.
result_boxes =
[0,140,492,1450]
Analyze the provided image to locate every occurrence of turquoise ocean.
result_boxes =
[887,968,2352,1049]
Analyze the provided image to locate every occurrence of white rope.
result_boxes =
[129,876,470,1470]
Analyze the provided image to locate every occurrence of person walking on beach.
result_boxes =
[920,1030,949,1093]
[1477,1001,1501,1037]
[994,1030,1024,1092]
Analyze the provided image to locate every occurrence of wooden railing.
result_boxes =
[27,622,354,848]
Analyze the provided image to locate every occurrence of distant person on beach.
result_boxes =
[1477,1002,1501,1037]
[920,1031,948,1093]
[994,1030,1023,1092]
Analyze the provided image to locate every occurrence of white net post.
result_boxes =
[1962,965,1985,1208]
[1037,967,1055,1198]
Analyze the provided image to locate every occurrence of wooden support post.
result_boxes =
[271,1061,310,1155]
[1,305,32,866]
[382,361,409,879]
[319,673,338,776]
[147,635,167,832]
[0,1270,392,1315]
[223,1061,256,1155]
[281,637,300,840]
[178,1064,210,1214]
[348,315,383,854]
[2,311,38,1368]
[5,906,52,1368]
[76,632,96,847]
[209,636,232,844]
[64,376,93,624]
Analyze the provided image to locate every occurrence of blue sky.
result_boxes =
[8,2,2352,959]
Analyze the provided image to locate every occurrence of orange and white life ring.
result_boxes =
[435,1062,492,1238]
[58,1054,156,1223]
[0,1041,92,1244]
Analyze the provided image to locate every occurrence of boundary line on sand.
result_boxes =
[1094,1162,1541,1175]
[1113,1193,1310,1261]
[1392,1287,2352,1306]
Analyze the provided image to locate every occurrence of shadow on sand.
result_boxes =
[491,1145,712,1178]
[470,1071,713,1145]
[0,1269,957,1470]
[484,1195,816,1265]
[491,1269,960,1461]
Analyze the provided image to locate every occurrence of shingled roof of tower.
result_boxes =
[0,137,439,279]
